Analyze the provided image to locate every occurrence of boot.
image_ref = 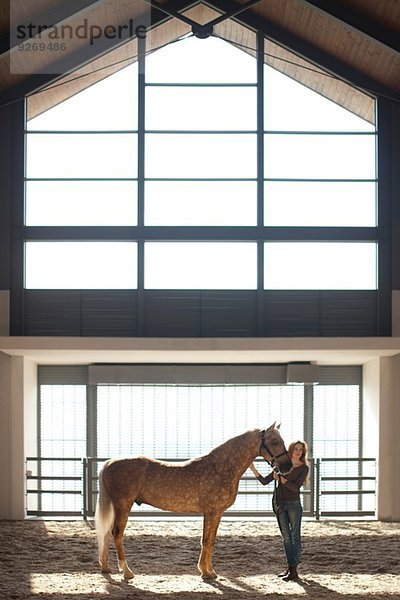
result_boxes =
[282,565,299,581]
[277,565,290,578]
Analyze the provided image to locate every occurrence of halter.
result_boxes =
[259,430,290,468]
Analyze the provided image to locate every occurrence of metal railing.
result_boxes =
[25,456,376,519]
[314,457,376,519]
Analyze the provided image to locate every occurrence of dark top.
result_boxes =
[257,463,309,503]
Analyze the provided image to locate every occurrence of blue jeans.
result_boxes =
[275,500,303,566]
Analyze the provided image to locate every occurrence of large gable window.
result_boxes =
[23,30,378,331]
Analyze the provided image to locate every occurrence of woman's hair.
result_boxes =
[288,440,310,484]
[288,440,309,464]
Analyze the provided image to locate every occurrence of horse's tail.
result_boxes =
[95,461,115,556]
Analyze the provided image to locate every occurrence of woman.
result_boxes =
[249,440,309,581]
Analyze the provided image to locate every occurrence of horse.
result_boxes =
[95,423,292,580]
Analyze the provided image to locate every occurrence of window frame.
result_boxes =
[15,30,386,334]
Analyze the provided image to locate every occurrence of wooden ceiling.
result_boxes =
[1,0,399,123]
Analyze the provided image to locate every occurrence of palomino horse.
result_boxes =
[95,423,292,580]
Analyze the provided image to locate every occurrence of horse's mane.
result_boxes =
[206,428,260,458]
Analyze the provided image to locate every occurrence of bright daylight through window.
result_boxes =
[25,35,377,290]
[33,373,365,516]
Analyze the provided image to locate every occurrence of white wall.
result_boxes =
[24,358,38,458]
[362,355,400,521]
[0,351,12,517]
[0,354,37,519]
[363,358,380,459]
[0,353,25,518]
[377,354,400,520]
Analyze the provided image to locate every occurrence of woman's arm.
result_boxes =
[280,464,309,491]
[249,462,274,486]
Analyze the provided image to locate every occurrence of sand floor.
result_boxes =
[0,519,399,599]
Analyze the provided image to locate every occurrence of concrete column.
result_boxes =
[363,358,380,460]
[0,353,37,519]
[0,352,12,517]
[377,354,400,521]
[0,352,24,518]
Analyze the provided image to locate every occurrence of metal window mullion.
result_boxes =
[137,35,146,334]
[146,82,256,87]
[87,384,97,458]
[11,99,26,335]
[37,379,42,514]
[145,129,256,134]
[304,383,314,515]
[376,99,392,335]
[138,34,145,233]
[256,31,264,335]
[358,379,363,511]
[304,384,314,457]
[25,129,139,134]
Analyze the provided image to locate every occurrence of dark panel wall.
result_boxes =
[24,289,378,337]
[0,105,12,291]
[389,101,400,291]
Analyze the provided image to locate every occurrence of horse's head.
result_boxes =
[259,423,293,474]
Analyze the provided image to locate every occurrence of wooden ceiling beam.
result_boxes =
[300,0,400,54]
[206,0,400,102]
[301,0,400,52]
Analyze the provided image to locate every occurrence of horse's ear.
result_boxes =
[268,421,276,430]
[276,422,281,430]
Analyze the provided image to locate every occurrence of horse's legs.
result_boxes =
[112,506,134,580]
[99,529,112,573]
[198,512,223,579]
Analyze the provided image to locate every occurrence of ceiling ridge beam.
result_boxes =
[141,0,200,28]
[207,0,400,103]
[299,0,400,54]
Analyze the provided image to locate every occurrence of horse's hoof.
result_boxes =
[201,571,217,580]
[100,566,111,574]
[123,570,135,580]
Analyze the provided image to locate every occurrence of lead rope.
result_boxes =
[274,470,283,511]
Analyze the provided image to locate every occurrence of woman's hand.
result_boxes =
[274,472,287,483]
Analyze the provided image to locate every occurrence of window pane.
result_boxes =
[96,383,303,458]
[146,134,256,178]
[264,181,376,226]
[40,385,87,457]
[264,134,376,179]
[146,86,257,130]
[26,133,137,178]
[145,35,256,83]
[39,384,86,513]
[145,181,257,226]
[25,242,138,289]
[313,385,361,513]
[145,242,257,289]
[264,242,377,290]
[313,385,360,458]
[26,181,137,225]
[264,65,375,132]
[27,64,138,131]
